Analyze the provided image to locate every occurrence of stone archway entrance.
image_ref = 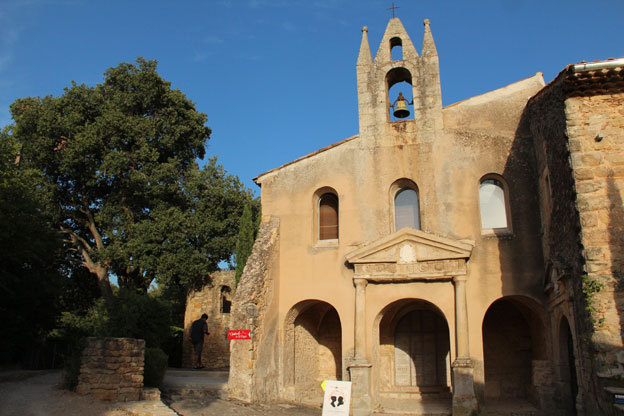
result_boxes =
[376,299,452,413]
[284,300,342,406]
[345,228,476,416]
[394,308,450,388]
[482,296,550,408]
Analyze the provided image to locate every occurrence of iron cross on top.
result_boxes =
[387,2,400,18]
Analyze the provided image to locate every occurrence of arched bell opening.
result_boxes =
[283,300,342,406]
[557,316,578,415]
[386,67,413,122]
[482,296,549,409]
[390,36,403,61]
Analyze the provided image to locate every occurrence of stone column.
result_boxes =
[354,277,368,360]
[452,276,478,416]
[454,276,470,358]
[348,277,372,416]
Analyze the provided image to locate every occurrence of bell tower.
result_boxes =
[356,18,442,144]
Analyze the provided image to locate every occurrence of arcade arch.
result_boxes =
[482,296,548,405]
[283,300,342,405]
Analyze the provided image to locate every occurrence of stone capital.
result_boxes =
[354,277,369,289]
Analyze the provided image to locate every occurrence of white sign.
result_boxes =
[321,380,352,416]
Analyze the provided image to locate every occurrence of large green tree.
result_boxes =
[10,58,246,301]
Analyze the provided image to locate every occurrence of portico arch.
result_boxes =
[373,298,452,412]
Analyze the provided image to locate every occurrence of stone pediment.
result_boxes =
[345,228,474,282]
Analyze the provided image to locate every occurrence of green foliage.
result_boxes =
[56,289,171,348]
[61,339,86,391]
[582,273,604,327]
[0,126,65,366]
[144,348,169,388]
[10,58,212,297]
[235,198,258,286]
[161,325,184,368]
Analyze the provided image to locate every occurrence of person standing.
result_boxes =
[190,313,209,369]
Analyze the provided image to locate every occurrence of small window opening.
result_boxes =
[479,179,508,229]
[221,286,232,314]
[390,37,403,61]
[319,193,339,240]
[395,188,420,230]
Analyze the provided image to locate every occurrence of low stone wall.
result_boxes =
[76,337,145,401]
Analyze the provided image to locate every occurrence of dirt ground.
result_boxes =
[0,371,321,416]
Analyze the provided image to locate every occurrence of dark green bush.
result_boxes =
[61,339,86,390]
[57,289,172,349]
[144,347,168,388]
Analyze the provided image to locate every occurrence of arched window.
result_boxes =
[395,188,420,230]
[319,193,339,240]
[479,176,510,231]
[221,286,231,314]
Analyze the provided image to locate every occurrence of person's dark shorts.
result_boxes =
[193,340,204,356]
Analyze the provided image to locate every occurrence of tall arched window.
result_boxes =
[319,193,339,240]
[479,176,510,231]
[220,286,231,314]
[395,188,420,230]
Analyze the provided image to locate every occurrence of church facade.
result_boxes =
[227,17,624,416]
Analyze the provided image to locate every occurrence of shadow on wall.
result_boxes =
[589,177,624,407]
[485,108,548,409]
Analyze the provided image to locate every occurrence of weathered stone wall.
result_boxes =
[565,91,624,414]
[183,270,235,370]
[528,68,624,414]
[228,217,280,403]
[76,337,144,401]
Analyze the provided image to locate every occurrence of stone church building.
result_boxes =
[225,17,624,416]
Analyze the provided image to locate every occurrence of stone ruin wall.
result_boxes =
[76,337,144,401]
[228,217,280,403]
[182,270,236,370]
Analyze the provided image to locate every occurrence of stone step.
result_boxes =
[164,368,229,379]
[376,397,452,416]
[161,368,229,401]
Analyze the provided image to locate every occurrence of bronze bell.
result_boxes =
[393,99,410,118]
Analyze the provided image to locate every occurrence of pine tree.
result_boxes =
[235,198,255,287]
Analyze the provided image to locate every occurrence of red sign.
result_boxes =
[227,330,251,340]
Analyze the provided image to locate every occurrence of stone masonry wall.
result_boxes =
[526,83,594,414]
[565,92,624,409]
[183,270,235,369]
[76,337,144,401]
[228,217,280,403]
[528,79,624,415]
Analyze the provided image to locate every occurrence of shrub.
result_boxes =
[61,339,86,390]
[144,347,168,388]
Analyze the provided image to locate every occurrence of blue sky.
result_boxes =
[1,0,623,195]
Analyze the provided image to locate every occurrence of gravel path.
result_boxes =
[0,371,321,416]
